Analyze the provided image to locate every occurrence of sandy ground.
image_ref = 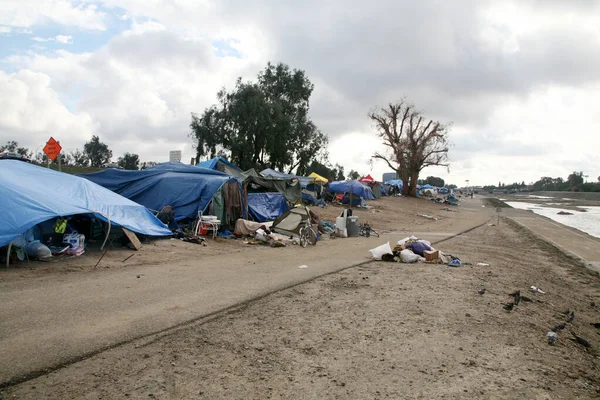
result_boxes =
[2,196,600,399]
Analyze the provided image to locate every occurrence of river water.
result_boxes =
[505,194,600,239]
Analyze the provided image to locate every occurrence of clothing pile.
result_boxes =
[368,235,461,265]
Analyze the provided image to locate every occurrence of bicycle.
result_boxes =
[299,218,317,247]
[359,222,379,238]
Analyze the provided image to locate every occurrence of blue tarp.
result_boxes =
[81,162,237,220]
[328,180,375,200]
[0,160,172,247]
[438,187,449,194]
[422,184,434,189]
[385,179,404,189]
[301,192,326,207]
[196,157,236,170]
[261,168,313,188]
[247,192,289,222]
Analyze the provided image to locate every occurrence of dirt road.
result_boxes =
[2,196,600,398]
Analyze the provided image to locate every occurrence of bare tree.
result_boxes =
[369,101,450,196]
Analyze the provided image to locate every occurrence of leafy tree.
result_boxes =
[425,176,445,187]
[370,101,450,196]
[140,161,158,170]
[306,160,345,182]
[70,149,89,166]
[447,184,457,189]
[190,62,328,173]
[84,136,112,167]
[117,153,140,170]
[348,170,360,180]
[567,171,584,190]
[1,140,32,158]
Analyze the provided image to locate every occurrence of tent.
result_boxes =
[196,157,242,177]
[247,192,290,222]
[359,174,375,183]
[81,162,240,223]
[308,172,328,183]
[271,206,311,236]
[0,160,171,247]
[328,180,375,200]
[261,168,314,188]
[438,187,449,195]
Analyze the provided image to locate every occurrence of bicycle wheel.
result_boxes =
[299,228,308,247]
[307,228,317,245]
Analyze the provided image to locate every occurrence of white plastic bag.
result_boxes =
[25,241,52,259]
[400,249,419,263]
[369,242,393,259]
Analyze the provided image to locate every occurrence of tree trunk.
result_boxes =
[408,170,419,197]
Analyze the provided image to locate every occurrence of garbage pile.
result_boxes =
[368,235,462,265]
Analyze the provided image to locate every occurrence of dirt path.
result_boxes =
[0,196,491,386]
[3,210,600,399]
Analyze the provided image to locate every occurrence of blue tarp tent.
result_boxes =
[261,168,313,188]
[196,157,242,177]
[328,180,375,200]
[81,162,238,220]
[438,187,449,194]
[421,184,434,190]
[385,179,403,189]
[247,193,290,222]
[0,160,171,247]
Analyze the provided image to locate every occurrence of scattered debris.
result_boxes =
[590,323,600,329]
[298,265,309,269]
[478,288,486,295]
[503,303,514,311]
[547,331,558,345]
[476,262,490,267]
[520,295,534,302]
[529,286,545,294]
[567,311,575,322]
[562,308,571,315]
[417,213,439,221]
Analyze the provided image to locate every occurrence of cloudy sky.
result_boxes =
[1,0,599,186]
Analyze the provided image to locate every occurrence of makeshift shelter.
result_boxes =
[308,172,328,183]
[271,206,311,236]
[196,157,242,177]
[438,187,449,195]
[81,162,241,228]
[261,168,314,188]
[328,180,375,200]
[385,179,403,196]
[0,160,171,248]
[359,175,383,198]
[246,192,290,222]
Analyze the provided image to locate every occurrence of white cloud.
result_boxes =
[32,36,53,42]
[0,26,11,34]
[55,34,72,44]
[0,69,96,154]
[0,0,106,30]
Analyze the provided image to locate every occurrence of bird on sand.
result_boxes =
[571,331,591,348]
[552,322,566,332]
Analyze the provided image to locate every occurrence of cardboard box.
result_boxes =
[424,250,439,262]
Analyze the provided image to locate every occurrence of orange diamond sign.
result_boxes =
[43,137,62,162]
